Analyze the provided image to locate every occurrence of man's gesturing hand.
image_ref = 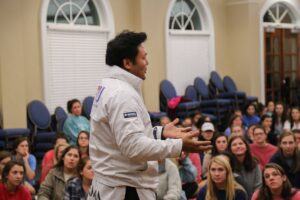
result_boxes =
[163,118,192,139]
[181,130,212,153]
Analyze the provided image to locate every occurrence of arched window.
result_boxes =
[263,3,294,24]
[41,0,114,112]
[165,0,214,95]
[169,0,202,30]
[47,0,100,25]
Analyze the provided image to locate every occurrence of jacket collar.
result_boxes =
[108,66,143,92]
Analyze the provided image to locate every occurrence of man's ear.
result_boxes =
[123,58,132,70]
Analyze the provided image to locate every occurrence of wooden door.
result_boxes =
[265,28,300,104]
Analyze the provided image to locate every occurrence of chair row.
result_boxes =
[0,96,95,160]
[159,71,258,129]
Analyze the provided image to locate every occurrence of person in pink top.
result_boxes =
[40,132,68,183]
[250,125,277,169]
[251,163,300,200]
[0,161,31,200]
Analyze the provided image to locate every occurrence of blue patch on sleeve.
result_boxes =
[124,112,137,118]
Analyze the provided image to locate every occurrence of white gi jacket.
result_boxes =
[89,66,182,190]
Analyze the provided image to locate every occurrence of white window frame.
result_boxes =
[165,0,215,81]
[259,0,300,103]
[41,0,114,113]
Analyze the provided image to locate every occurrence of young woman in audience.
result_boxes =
[292,129,300,150]
[261,114,278,145]
[250,125,277,169]
[284,106,300,131]
[198,122,216,164]
[77,131,89,159]
[228,135,262,197]
[269,131,300,188]
[245,124,256,143]
[0,151,11,181]
[224,114,244,137]
[197,155,248,200]
[12,137,36,186]
[251,163,300,200]
[64,157,93,199]
[0,161,31,200]
[156,158,182,200]
[272,102,286,135]
[38,145,80,200]
[41,132,69,183]
[63,99,90,144]
[266,100,275,116]
[202,133,228,178]
[243,103,260,127]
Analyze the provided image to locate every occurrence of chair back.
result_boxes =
[27,100,51,130]
[223,76,237,92]
[54,106,68,131]
[194,77,210,99]
[82,96,94,119]
[160,80,177,99]
[210,71,225,92]
[184,85,198,101]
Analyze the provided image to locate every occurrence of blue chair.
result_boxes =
[223,76,258,104]
[27,100,56,160]
[54,106,68,132]
[159,80,200,119]
[193,78,231,128]
[184,85,217,123]
[82,96,94,120]
[209,71,244,108]
[0,128,31,150]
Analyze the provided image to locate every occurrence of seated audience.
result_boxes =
[38,145,80,200]
[292,129,300,150]
[0,151,11,181]
[198,122,216,164]
[250,125,277,169]
[159,116,171,126]
[224,114,244,137]
[284,107,300,131]
[77,131,89,159]
[269,131,300,188]
[63,99,90,144]
[12,137,36,186]
[228,135,262,197]
[64,157,93,200]
[243,103,260,127]
[271,102,286,135]
[178,151,199,199]
[0,161,31,200]
[202,133,228,178]
[261,114,277,145]
[266,100,275,116]
[230,125,245,137]
[41,132,69,183]
[251,163,300,200]
[156,158,182,200]
[245,124,256,143]
[197,155,247,200]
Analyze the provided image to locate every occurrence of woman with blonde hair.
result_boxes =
[197,155,247,200]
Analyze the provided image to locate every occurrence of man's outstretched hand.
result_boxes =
[181,131,212,153]
[163,118,192,139]
[162,118,212,153]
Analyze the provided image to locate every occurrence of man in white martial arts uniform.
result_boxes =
[88,31,212,200]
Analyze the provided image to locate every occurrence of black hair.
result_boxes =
[55,145,80,171]
[105,30,147,68]
[0,151,11,162]
[260,114,272,123]
[211,133,228,157]
[13,137,29,153]
[1,160,25,184]
[55,132,69,143]
[76,131,90,147]
[253,125,267,135]
[257,163,296,200]
[67,99,81,113]
[228,135,257,172]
